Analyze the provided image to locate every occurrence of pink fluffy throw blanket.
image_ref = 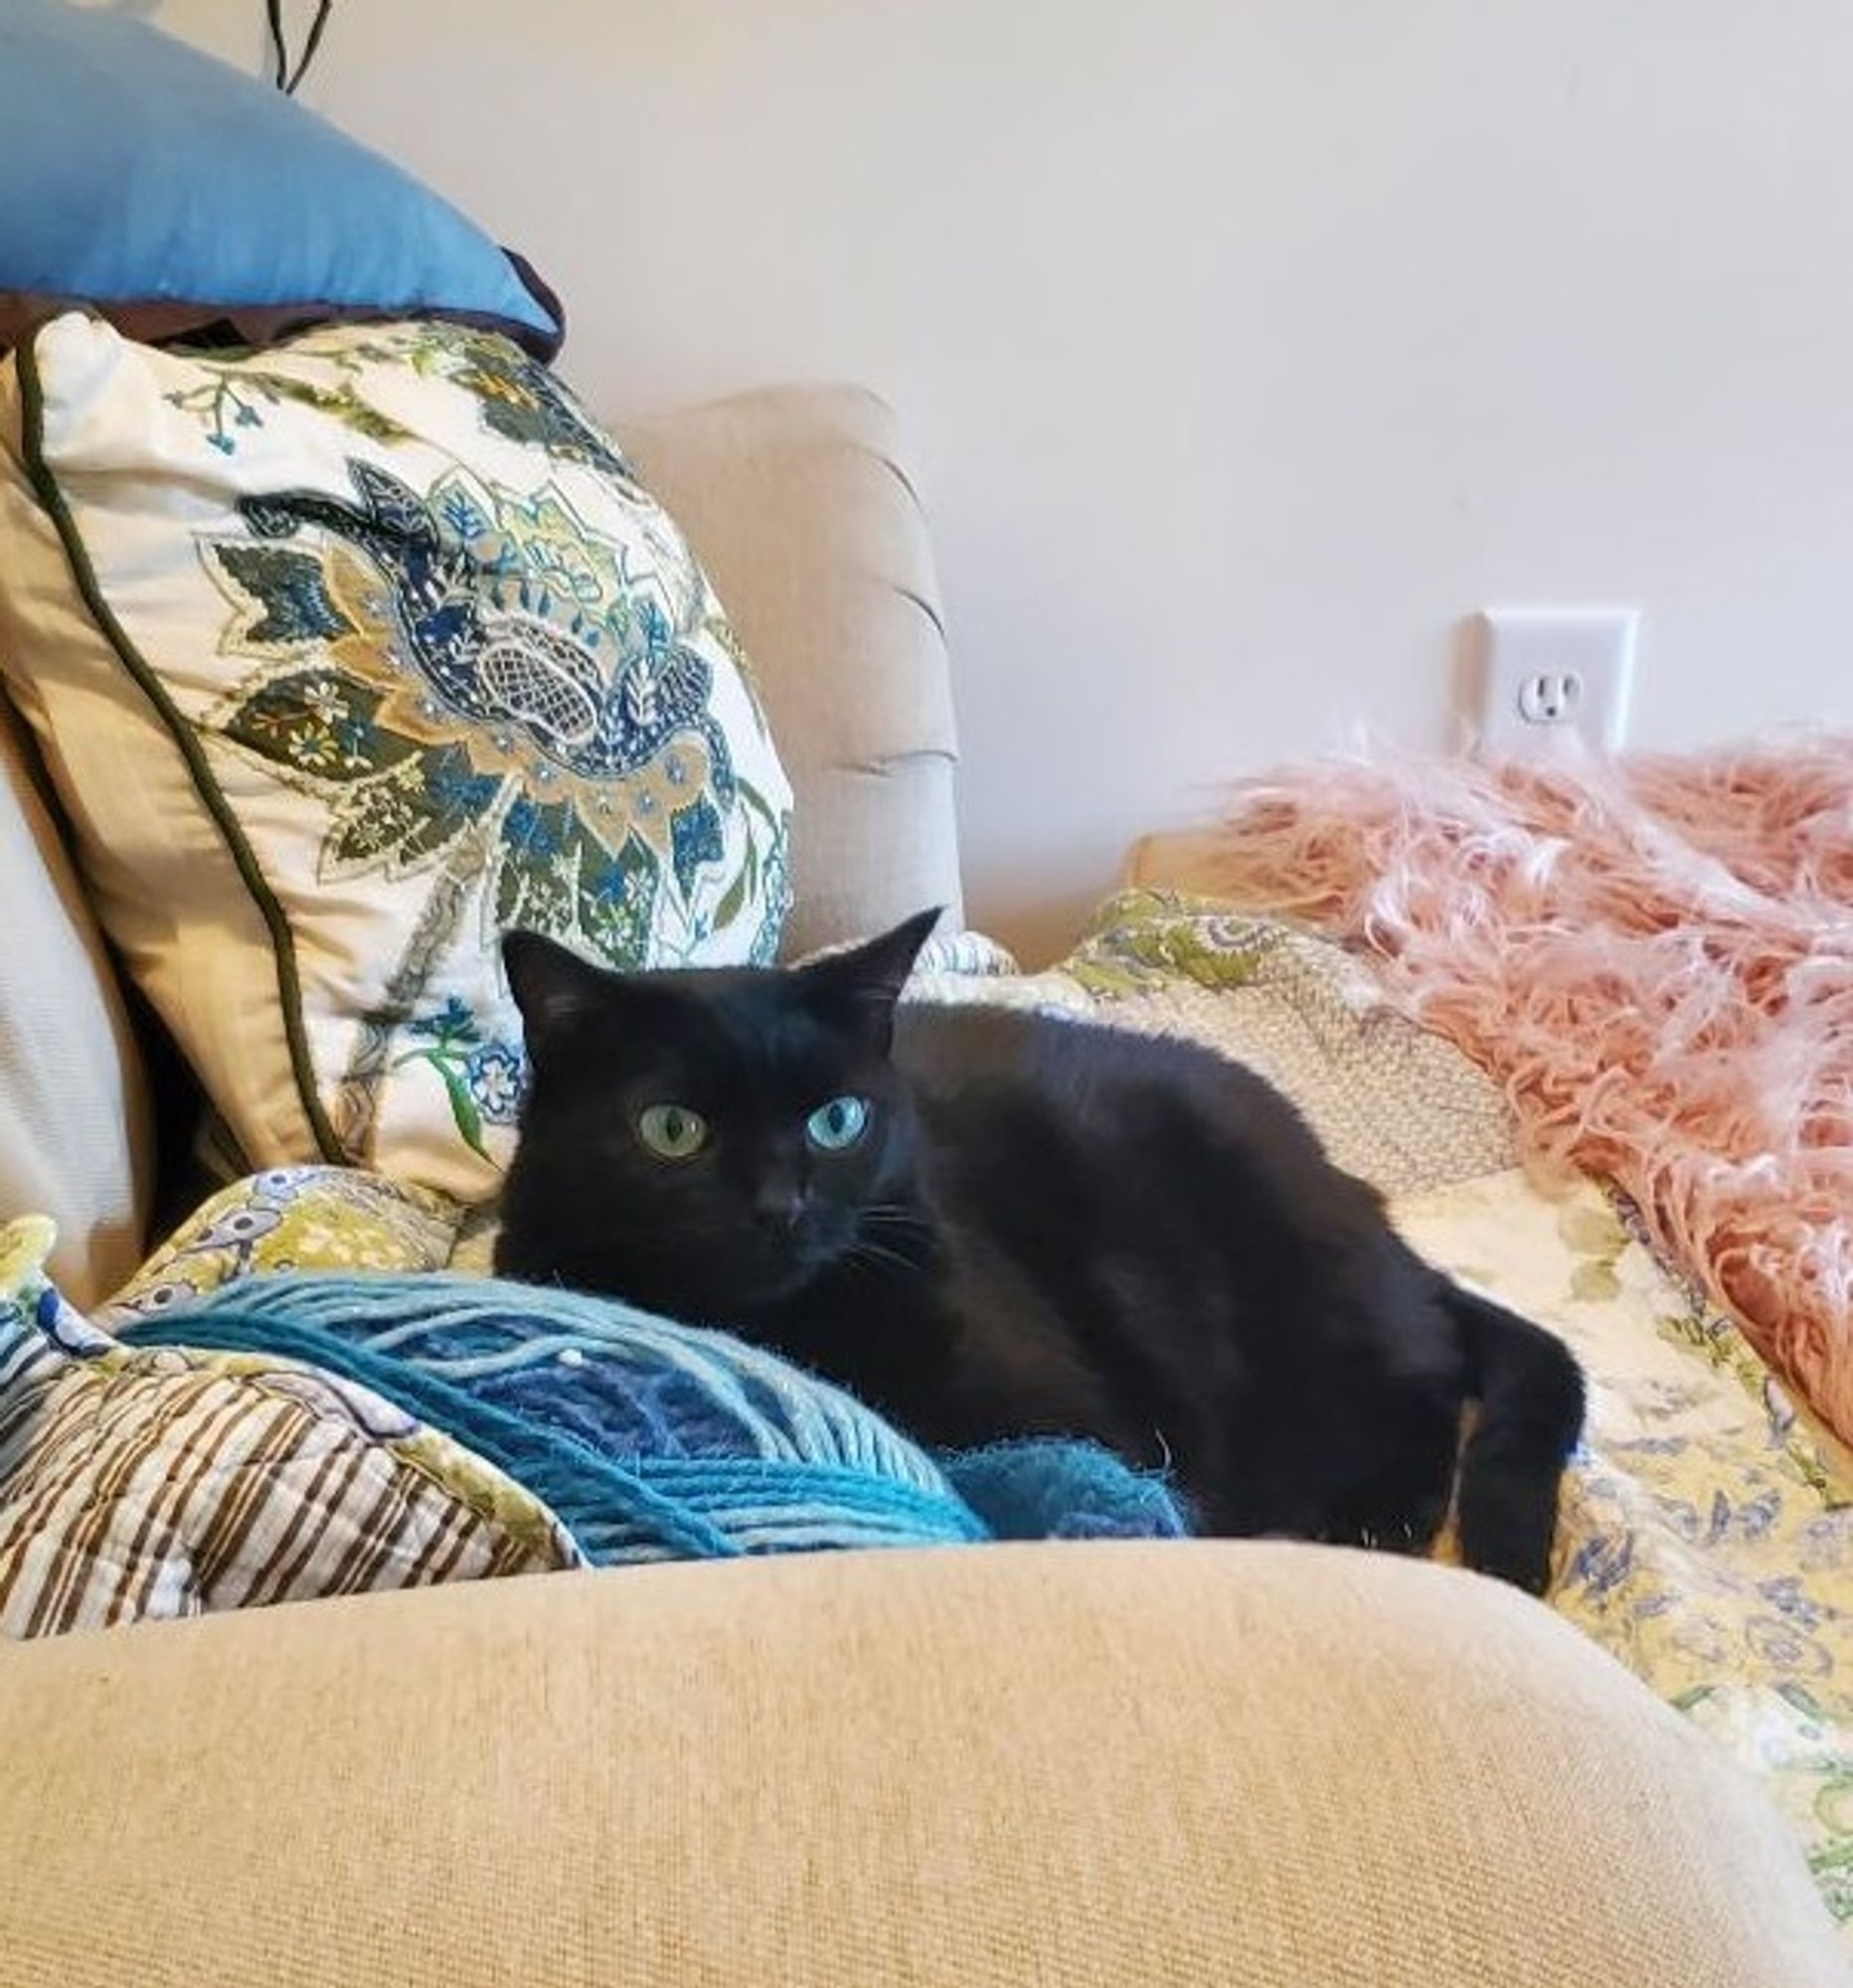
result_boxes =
[1204,739,1853,1444]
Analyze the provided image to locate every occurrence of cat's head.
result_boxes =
[498,910,940,1318]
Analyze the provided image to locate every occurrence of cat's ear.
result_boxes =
[799,908,940,1051]
[502,930,616,1056]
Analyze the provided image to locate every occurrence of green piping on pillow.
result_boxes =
[14,321,344,1165]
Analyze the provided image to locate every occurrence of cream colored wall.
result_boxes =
[149,1,1853,958]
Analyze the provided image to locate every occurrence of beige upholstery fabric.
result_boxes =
[619,386,962,956]
[1123,825,1233,898]
[3,1542,1839,1986]
[0,699,150,1302]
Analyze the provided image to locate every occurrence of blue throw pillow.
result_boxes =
[0,0,560,355]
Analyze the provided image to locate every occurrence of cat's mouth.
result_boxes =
[650,1223,852,1316]
[734,1226,855,1303]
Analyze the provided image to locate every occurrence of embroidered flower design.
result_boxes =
[391,997,524,1159]
[465,1043,525,1121]
[200,456,777,963]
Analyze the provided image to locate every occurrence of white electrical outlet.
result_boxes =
[1471,607,1639,759]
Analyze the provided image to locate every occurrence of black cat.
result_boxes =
[494,911,1585,1590]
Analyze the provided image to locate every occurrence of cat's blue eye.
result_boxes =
[636,1102,709,1162]
[805,1094,869,1152]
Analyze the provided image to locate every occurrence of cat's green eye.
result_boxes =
[805,1094,869,1152]
[636,1102,709,1162]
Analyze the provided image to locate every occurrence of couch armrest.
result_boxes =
[2,1542,1838,1985]
[618,386,961,957]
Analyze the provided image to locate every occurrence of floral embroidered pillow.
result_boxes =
[0,314,792,1199]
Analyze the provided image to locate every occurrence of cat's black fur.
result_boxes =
[494,911,1585,1590]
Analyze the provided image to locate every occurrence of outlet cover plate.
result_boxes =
[1471,606,1638,758]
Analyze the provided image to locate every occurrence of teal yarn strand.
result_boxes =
[119,1272,1188,1564]
[120,1305,741,1560]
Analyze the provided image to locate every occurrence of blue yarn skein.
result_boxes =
[119,1272,1189,1565]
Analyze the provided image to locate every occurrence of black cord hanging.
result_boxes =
[265,0,335,95]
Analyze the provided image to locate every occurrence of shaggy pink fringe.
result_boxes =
[1203,737,1853,1445]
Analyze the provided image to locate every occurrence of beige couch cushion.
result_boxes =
[2,1541,1838,1986]
[0,700,151,1303]
[620,386,962,957]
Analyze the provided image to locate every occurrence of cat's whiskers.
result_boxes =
[863,1201,934,1233]
[842,1237,922,1278]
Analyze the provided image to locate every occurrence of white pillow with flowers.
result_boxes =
[0,313,791,1199]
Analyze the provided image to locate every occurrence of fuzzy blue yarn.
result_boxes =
[119,1273,1189,1564]
[944,1442,1194,1542]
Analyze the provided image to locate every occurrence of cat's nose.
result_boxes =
[752,1187,809,1234]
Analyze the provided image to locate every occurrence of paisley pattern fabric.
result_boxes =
[1061,891,1517,1195]
[106,1168,463,1321]
[0,314,791,1196]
